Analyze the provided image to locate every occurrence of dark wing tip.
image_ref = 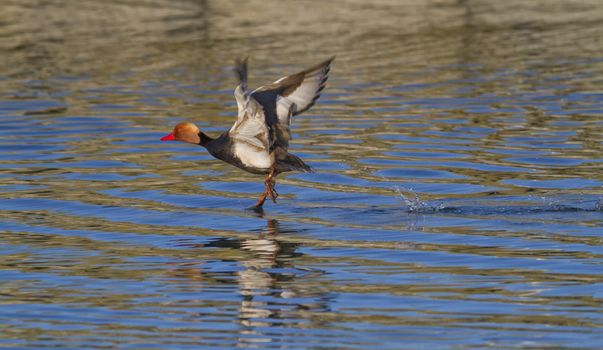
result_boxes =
[234,56,248,68]
[290,56,334,116]
[320,56,335,72]
[234,57,248,90]
[321,55,336,65]
[308,56,335,74]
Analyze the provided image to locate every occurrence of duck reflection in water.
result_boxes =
[174,219,332,341]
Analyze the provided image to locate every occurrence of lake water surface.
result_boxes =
[1,1,603,348]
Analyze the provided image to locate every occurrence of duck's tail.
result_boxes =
[275,151,313,173]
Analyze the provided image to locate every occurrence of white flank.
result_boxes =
[233,142,274,169]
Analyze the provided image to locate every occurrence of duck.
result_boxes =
[161,57,334,209]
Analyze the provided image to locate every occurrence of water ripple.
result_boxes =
[2,1,603,348]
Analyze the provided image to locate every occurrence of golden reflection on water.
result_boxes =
[1,0,603,348]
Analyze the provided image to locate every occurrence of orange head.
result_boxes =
[161,122,201,144]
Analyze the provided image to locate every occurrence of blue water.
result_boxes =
[1,1,603,349]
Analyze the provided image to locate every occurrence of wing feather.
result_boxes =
[230,58,271,150]
[229,57,334,153]
[263,56,334,118]
[229,97,270,150]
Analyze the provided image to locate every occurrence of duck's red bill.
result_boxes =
[160,133,175,141]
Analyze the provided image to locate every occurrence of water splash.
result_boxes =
[394,186,422,213]
[374,170,443,213]
[392,184,443,213]
[387,181,602,215]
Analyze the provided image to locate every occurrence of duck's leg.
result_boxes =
[266,168,278,203]
[254,191,268,209]
[253,168,278,209]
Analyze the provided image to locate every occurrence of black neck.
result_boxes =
[198,131,214,147]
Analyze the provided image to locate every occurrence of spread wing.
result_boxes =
[230,57,334,152]
[229,100,270,150]
[255,56,334,121]
[229,58,270,150]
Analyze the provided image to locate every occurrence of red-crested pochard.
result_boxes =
[161,57,334,209]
